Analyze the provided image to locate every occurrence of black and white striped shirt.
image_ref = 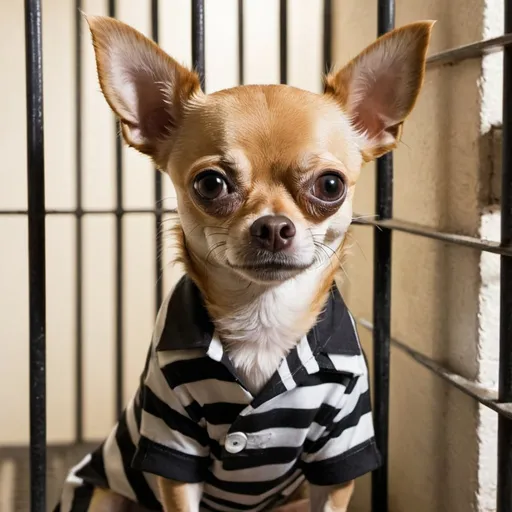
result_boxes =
[56,276,381,512]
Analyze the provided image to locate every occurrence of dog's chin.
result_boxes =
[227,260,314,284]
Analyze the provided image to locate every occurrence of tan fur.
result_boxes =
[272,481,354,512]
[163,85,363,348]
[326,481,355,512]
[88,488,146,512]
[157,477,196,512]
[83,14,434,512]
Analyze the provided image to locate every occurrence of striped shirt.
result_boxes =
[55,276,381,512]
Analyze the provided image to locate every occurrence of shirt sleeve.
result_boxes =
[131,342,210,483]
[301,374,382,486]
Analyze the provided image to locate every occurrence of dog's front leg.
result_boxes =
[157,477,203,512]
[308,480,355,512]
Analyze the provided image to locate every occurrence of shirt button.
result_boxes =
[225,432,248,454]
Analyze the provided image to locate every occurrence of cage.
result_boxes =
[1,0,511,510]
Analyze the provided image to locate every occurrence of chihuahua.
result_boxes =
[55,15,433,512]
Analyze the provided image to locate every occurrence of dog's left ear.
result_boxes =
[86,15,203,167]
[325,21,435,161]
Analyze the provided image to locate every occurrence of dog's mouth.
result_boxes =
[227,259,314,283]
[231,262,312,271]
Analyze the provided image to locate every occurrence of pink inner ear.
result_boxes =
[351,69,401,140]
[353,100,386,139]
[132,72,174,142]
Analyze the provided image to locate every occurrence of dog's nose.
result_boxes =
[250,215,296,252]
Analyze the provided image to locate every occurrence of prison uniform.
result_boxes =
[55,276,381,512]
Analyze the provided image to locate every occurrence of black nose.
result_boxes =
[250,215,296,252]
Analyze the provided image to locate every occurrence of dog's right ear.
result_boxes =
[86,15,203,166]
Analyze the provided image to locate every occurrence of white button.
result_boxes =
[225,432,248,454]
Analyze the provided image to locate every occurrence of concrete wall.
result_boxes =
[0,0,501,510]
[332,0,501,511]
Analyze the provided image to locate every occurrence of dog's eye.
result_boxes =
[194,171,229,200]
[311,173,346,202]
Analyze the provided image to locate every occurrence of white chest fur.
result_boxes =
[214,269,323,395]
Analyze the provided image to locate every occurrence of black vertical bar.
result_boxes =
[25,0,46,510]
[192,0,205,90]
[279,0,287,84]
[498,1,512,510]
[238,0,244,85]
[108,0,124,418]
[322,0,332,74]
[152,0,163,313]
[74,0,83,444]
[372,1,395,511]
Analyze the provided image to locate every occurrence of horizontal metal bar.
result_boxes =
[4,210,509,257]
[5,211,509,258]
[0,442,100,454]
[0,208,179,216]
[427,33,512,67]
[353,215,512,257]
[357,318,512,420]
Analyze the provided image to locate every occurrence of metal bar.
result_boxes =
[357,319,512,421]
[427,33,512,67]
[372,2,395,510]
[0,210,35,215]
[498,1,512,509]
[353,215,512,257]
[74,0,83,444]
[279,0,287,84]
[322,0,332,74]
[0,441,98,454]
[108,0,124,419]
[192,0,205,90]
[238,0,244,85]
[0,208,179,215]
[25,0,46,509]
[151,0,163,313]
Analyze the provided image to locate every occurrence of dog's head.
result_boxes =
[88,17,433,285]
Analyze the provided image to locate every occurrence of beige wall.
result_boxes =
[0,0,501,510]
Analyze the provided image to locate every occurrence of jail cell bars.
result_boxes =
[14,0,512,510]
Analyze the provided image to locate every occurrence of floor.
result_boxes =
[0,443,96,512]
[1,443,368,511]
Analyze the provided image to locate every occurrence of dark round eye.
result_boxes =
[193,171,229,200]
[311,173,346,202]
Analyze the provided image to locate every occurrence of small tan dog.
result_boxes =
[55,16,433,512]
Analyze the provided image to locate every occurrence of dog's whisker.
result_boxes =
[345,231,368,262]
[205,232,232,239]
[154,195,177,206]
[399,138,411,151]
[203,241,228,289]
[351,213,378,221]
[184,223,229,238]
[311,238,351,283]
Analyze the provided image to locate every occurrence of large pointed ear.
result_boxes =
[86,15,203,166]
[324,21,435,161]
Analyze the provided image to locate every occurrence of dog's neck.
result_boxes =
[185,251,338,395]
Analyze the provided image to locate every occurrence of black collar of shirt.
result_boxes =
[156,275,361,357]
